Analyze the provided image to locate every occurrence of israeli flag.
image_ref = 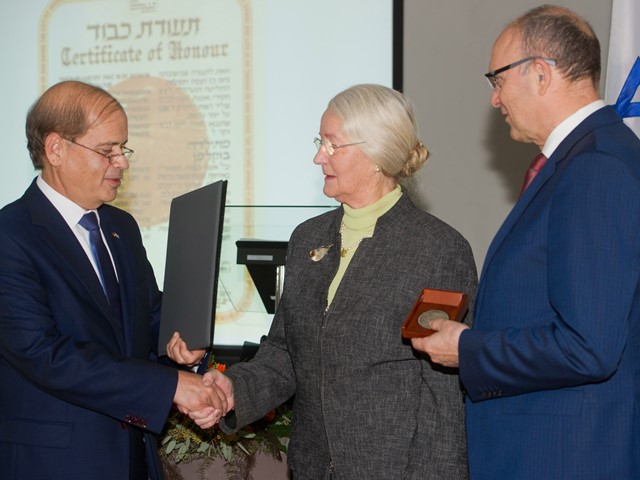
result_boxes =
[604,0,640,138]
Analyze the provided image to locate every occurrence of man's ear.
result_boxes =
[44,133,63,166]
[534,59,553,95]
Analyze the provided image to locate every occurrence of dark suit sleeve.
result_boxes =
[219,257,297,433]
[460,149,640,401]
[0,222,177,434]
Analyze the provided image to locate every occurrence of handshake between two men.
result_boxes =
[167,332,234,429]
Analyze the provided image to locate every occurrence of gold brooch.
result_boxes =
[309,244,333,262]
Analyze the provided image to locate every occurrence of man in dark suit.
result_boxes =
[412,5,640,479]
[0,81,226,479]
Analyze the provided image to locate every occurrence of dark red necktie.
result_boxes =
[520,153,548,195]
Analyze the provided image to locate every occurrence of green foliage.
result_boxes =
[159,405,292,465]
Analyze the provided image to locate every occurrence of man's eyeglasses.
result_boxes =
[484,56,557,90]
[65,138,134,163]
[313,137,366,156]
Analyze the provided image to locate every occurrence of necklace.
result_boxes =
[339,222,375,257]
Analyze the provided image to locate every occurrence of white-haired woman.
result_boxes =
[180,84,476,479]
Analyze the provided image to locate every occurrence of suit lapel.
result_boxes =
[478,106,623,312]
[480,157,555,280]
[98,208,135,355]
[25,183,127,352]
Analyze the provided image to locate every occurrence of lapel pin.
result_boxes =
[111,232,120,239]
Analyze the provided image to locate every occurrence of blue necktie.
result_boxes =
[78,212,122,318]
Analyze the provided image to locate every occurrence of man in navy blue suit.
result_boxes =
[0,81,226,479]
[413,5,640,479]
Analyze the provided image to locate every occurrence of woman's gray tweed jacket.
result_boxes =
[221,194,477,479]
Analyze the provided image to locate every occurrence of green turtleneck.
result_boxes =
[327,185,402,306]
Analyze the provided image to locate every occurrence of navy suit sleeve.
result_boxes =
[460,149,640,401]
[0,214,177,434]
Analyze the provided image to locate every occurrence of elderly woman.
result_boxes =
[190,84,477,479]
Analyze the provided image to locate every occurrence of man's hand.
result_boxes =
[187,370,235,429]
[203,370,234,412]
[411,318,469,368]
[173,370,227,426]
[166,331,206,367]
